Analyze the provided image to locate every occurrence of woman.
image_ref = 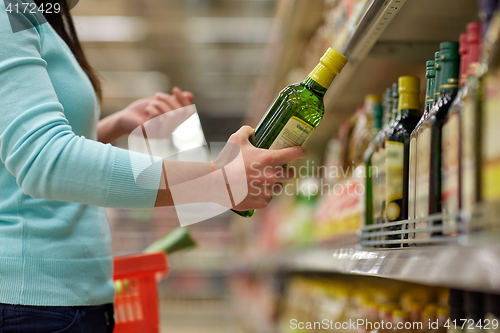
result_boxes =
[0,1,305,332]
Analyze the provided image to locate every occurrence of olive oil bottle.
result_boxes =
[481,11,500,214]
[416,42,460,237]
[442,23,481,234]
[233,48,347,218]
[364,95,383,226]
[409,60,435,222]
[381,83,399,222]
[386,76,421,223]
[372,88,393,225]
[416,52,442,223]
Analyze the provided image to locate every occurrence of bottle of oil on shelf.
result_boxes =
[372,88,394,227]
[409,61,436,223]
[380,83,399,224]
[481,8,500,215]
[233,48,347,218]
[461,23,484,217]
[386,76,421,223]
[384,77,421,247]
[442,24,482,236]
[364,95,384,226]
[416,42,460,238]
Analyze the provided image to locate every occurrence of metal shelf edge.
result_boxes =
[236,245,500,293]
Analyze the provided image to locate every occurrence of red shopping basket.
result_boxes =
[113,252,170,333]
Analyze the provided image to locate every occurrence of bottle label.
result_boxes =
[482,71,500,201]
[379,146,386,221]
[385,141,404,221]
[372,149,381,221]
[442,113,460,215]
[416,128,431,219]
[269,116,314,150]
[408,137,417,220]
[461,93,477,212]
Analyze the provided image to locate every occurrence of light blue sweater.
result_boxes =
[0,5,163,305]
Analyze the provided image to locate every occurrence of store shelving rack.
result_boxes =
[237,0,500,295]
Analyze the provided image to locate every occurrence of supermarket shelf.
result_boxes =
[307,0,480,150]
[342,0,408,63]
[236,244,500,293]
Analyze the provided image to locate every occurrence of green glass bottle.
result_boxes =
[386,76,421,223]
[381,82,399,222]
[416,52,442,222]
[233,48,348,218]
[409,60,435,222]
[364,95,383,226]
[372,88,393,226]
[417,42,460,236]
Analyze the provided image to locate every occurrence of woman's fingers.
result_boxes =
[273,146,307,166]
[154,93,182,111]
[275,167,295,181]
[173,87,192,106]
[182,91,194,102]
[148,99,174,115]
[229,126,254,145]
[145,104,164,118]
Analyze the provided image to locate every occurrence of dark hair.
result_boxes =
[35,1,102,101]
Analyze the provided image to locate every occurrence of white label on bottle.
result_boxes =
[372,149,381,221]
[416,128,431,220]
[461,94,477,213]
[408,136,417,220]
[269,116,314,150]
[482,71,500,201]
[385,141,404,221]
[379,146,386,221]
[441,113,460,216]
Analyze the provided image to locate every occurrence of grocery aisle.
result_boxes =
[77,0,500,331]
[159,299,239,333]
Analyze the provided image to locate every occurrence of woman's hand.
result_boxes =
[154,126,307,211]
[221,126,307,211]
[97,87,194,144]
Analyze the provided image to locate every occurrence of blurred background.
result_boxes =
[72,0,278,332]
[72,0,500,332]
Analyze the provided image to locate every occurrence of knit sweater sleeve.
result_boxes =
[0,5,162,208]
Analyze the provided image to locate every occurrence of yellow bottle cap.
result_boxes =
[309,48,348,89]
[321,48,348,74]
[398,75,420,110]
[398,76,420,94]
[365,94,382,104]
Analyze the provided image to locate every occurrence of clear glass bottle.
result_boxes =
[409,61,436,223]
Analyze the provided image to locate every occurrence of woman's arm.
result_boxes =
[97,88,194,144]
[0,13,162,208]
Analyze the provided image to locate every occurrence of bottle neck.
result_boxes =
[425,76,436,109]
[308,61,337,91]
[303,76,328,98]
[398,92,420,118]
[439,58,460,95]
[391,98,399,121]
[434,62,442,102]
